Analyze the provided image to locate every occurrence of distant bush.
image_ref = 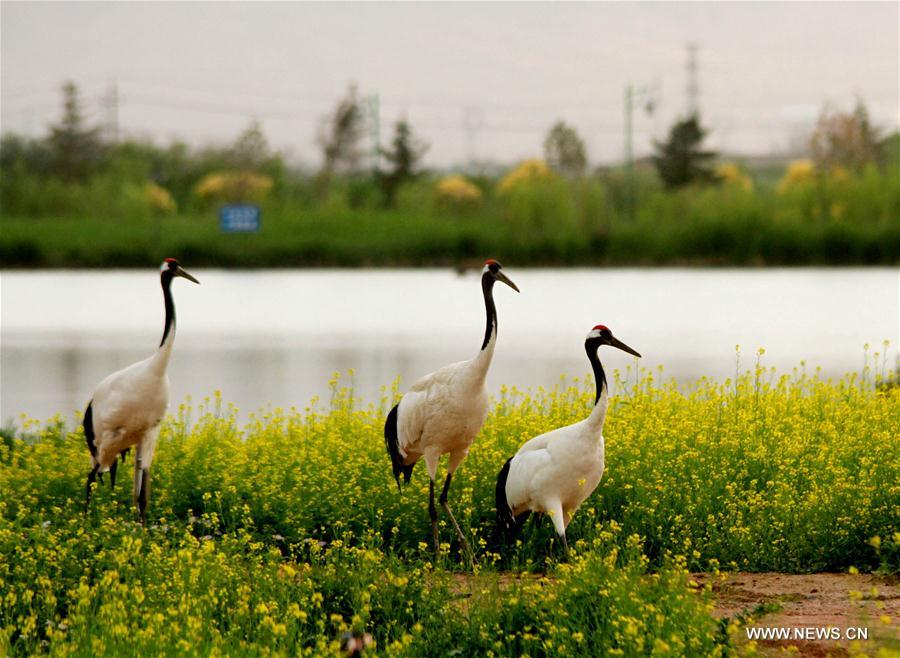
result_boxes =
[714,162,753,192]
[497,159,555,195]
[194,170,273,205]
[777,159,816,194]
[144,182,177,214]
[501,176,577,236]
[434,175,483,208]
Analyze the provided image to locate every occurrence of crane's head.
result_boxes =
[586,324,641,358]
[160,258,200,284]
[482,259,520,292]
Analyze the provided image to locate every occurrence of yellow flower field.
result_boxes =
[1,362,897,656]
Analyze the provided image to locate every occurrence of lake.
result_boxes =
[1,268,897,424]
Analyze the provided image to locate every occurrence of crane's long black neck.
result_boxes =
[160,272,175,347]
[586,341,607,406]
[481,273,497,351]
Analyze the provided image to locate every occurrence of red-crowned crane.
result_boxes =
[385,259,519,563]
[83,258,199,523]
[495,324,640,554]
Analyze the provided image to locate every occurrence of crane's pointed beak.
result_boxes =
[609,336,641,358]
[496,271,520,293]
[176,267,200,284]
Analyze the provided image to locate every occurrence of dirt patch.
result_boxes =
[447,571,898,656]
[696,572,899,657]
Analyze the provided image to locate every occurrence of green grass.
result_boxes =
[2,205,898,269]
[0,367,897,655]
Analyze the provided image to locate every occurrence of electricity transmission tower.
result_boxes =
[686,43,700,118]
[101,80,120,143]
[623,83,656,218]
[363,93,380,176]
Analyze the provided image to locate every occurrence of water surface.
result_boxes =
[2,268,896,424]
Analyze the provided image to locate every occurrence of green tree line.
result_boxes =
[1,82,898,267]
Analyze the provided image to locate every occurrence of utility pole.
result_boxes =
[624,84,635,217]
[364,93,380,177]
[462,106,484,173]
[101,79,119,143]
[623,83,656,219]
[686,43,700,118]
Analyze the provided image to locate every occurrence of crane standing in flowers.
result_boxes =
[495,324,640,554]
[385,259,519,563]
[83,258,199,523]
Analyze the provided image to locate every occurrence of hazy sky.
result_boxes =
[2,1,898,167]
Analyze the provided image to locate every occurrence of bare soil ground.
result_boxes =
[699,572,899,657]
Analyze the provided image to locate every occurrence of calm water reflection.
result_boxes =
[2,268,897,424]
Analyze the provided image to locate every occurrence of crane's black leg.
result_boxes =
[85,464,99,512]
[109,457,118,489]
[439,473,473,567]
[136,468,150,525]
[559,532,569,560]
[429,479,439,554]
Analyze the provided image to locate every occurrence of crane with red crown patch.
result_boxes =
[495,323,640,557]
[384,258,519,566]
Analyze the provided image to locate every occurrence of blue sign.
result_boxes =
[219,205,261,233]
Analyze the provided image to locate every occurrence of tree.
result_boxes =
[544,121,587,177]
[0,133,53,176]
[379,119,428,207]
[810,99,879,173]
[652,115,716,189]
[318,85,366,178]
[47,80,104,182]
[230,119,270,170]
[877,131,900,169]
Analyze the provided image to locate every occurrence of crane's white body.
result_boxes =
[89,335,173,472]
[497,325,640,551]
[84,259,197,521]
[395,342,494,480]
[504,390,608,536]
[387,261,518,562]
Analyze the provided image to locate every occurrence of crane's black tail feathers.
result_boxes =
[83,401,97,459]
[493,457,520,547]
[384,403,414,492]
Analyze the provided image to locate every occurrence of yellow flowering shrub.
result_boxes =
[143,182,177,214]
[434,175,483,206]
[778,159,855,196]
[714,163,753,192]
[497,159,555,195]
[193,170,273,204]
[778,159,817,194]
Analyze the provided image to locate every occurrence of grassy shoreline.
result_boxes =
[2,209,898,269]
